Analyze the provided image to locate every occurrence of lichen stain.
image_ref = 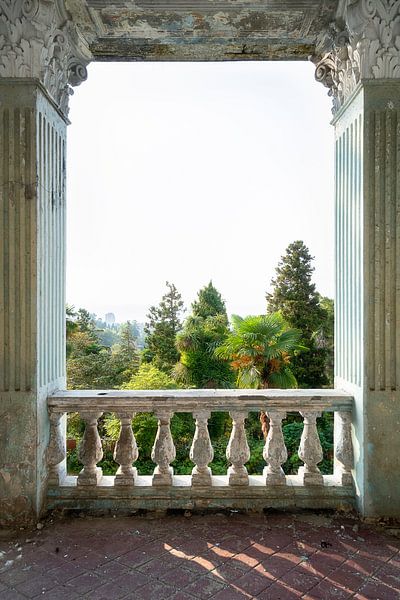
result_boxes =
[24,183,35,200]
[0,495,32,526]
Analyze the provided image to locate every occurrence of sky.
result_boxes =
[67,61,334,324]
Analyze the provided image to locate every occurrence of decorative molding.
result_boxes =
[0,0,92,116]
[313,0,400,113]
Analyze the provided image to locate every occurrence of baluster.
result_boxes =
[47,411,66,485]
[263,410,287,485]
[151,409,176,486]
[114,412,138,486]
[335,411,353,485]
[77,411,103,486]
[298,411,323,485]
[226,411,250,486]
[190,410,213,487]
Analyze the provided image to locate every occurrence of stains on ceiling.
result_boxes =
[66,0,338,61]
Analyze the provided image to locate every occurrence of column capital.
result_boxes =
[312,0,400,113]
[0,0,92,117]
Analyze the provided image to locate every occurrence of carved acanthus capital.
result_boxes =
[0,0,92,117]
[313,0,400,113]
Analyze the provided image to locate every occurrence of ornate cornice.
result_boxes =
[313,0,400,113]
[0,0,92,117]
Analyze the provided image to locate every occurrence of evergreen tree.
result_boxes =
[175,282,234,389]
[266,241,329,388]
[191,281,227,320]
[66,310,139,389]
[75,308,96,335]
[110,321,140,386]
[315,296,334,386]
[143,282,184,372]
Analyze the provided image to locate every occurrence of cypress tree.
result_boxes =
[266,241,329,388]
[191,281,228,320]
[143,282,185,373]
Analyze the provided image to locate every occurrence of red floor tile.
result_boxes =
[0,514,399,600]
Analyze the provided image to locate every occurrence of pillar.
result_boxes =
[0,0,90,525]
[314,0,400,516]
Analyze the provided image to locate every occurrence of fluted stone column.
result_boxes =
[314,0,400,516]
[0,1,91,524]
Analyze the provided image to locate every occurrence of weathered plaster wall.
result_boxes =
[0,81,67,525]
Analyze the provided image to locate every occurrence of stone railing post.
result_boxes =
[226,411,250,486]
[335,411,353,486]
[190,410,213,486]
[114,412,138,486]
[298,411,323,485]
[47,411,66,486]
[151,410,176,486]
[77,411,103,486]
[263,410,287,485]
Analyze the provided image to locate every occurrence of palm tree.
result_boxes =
[215,313,302,436]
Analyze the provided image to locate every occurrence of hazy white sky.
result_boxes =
[67,61,334,323]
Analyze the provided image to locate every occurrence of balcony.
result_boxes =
[46,389,354,514]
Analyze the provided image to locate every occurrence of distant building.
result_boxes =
[105,312,116,326]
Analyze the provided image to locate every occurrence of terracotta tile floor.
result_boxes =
[1,511,399,599]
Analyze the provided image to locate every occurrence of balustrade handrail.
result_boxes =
[48,388,353,413]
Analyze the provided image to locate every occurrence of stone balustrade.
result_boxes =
[47,389,354,512]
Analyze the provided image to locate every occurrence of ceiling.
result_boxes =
[66,0,340,61]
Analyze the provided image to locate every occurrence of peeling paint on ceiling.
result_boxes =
[66,0,338,61]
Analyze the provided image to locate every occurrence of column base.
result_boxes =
[298,466,323,486]
[336,469,353,486]
[264,466,286,485]
[191,466,212,487]
[77,467,103,486]
[228,466,249,486]
[152,466,173,486]
[114,467,137,486]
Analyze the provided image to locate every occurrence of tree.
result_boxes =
[66,305,78,358]
[143,282,184,372]
[215,313,301,389]
[122,363,177,390]
[215,313,301,437]
[191,281,227,319]
[66,309,139,389]
[75,308,96,335]
[266,241,329,388]
[175,282,234,389]
[315,296,334,385]
[109,321,140,387]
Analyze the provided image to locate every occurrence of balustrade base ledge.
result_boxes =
[47,474,355,513]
